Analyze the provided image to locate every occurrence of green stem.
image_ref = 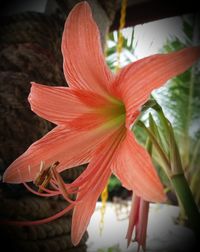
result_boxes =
[138,103,200,238]
[190,137,200,172]
[136,120,171,176]
[171,173,200,238]
[190,169,200,203]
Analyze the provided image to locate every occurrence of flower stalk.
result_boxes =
[138,99,200,239]
[171,173,200,237]
[136,120,171,177]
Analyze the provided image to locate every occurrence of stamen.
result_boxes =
[50,180,59,190]
[43,128,125,207]
[34,161,59,192]
[23,183,60,197]
[2,164,112,228]
[38,185,59,195]
[50,166,92,204]
[1,203,74,226]
[51,167,76,204]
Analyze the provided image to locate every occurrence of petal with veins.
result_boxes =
[71,167,111,245]
[112,130,166,202]
[62,2,113,96]
[3,124,119,184]
[71,127,125,245]
[29,82,112,129]
[126,194,140,246]
[112,47,200,127]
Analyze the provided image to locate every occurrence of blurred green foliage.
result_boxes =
[108,175,121,192]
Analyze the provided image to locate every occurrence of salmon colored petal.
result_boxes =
[111,130,166,202]
[135,199,149,250]
[112,47,200,127]
[29,82,111,129]
[126,194,140,246]
[71,127,125,245]
[71,167,111,246]
[3,124,117,184]
[62,2,113,97]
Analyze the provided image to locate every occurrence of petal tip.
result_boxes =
[156,190,167,203]
[71,235,81,247]
[69,1,91,15]
[3,170,17,184]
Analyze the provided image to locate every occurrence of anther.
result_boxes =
[34,161,60,192]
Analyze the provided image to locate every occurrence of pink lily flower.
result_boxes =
[3,1,200,246]
[126,195,149,251]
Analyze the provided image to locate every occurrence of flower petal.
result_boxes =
[71,167,111,246]
[111,130,166,202]
[71,127,125,245]
[62,2,113,96]
[29,82,111,129]
[126,194,140,246]
[112,47,200,127]
[3,124,117,184]
[135,199,149,250]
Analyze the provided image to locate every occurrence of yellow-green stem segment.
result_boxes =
[171,173,200,239]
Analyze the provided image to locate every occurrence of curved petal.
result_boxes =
[71,127,125,245]
[62,2,113,97]
[71,167,111,245]
[112,47,200,127]
[3,124,118,184]
[111,130,166,202]
[126,194,140,246]
[29,82,111,129]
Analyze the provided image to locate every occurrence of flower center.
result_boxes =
[100,98,126,130]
